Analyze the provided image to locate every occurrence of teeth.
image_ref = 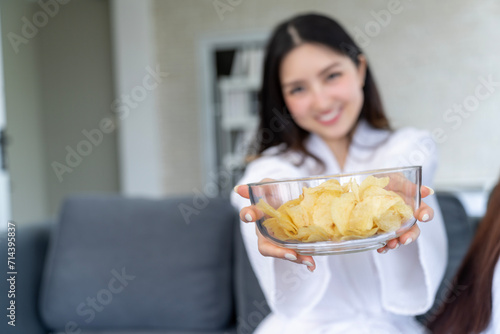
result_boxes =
[318,109,340,122]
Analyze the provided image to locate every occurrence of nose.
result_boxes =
[311,84,331,112]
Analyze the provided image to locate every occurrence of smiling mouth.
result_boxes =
[317,108,341,124]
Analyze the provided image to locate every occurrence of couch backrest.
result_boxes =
[39,194,238,333]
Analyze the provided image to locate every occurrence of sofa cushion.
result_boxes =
[39,194,237,332]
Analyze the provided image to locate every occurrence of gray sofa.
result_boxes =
[0,192,474,333]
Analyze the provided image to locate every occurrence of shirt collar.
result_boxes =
[305,119,391,174]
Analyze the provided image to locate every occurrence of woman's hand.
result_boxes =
[376,185,435,254]
[234,179,317,272]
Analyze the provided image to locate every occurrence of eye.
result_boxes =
[289,86,305,95]
[326,72,341,81]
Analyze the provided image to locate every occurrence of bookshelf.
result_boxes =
[198,33,268,195]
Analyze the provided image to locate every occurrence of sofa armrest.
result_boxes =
[0,220,53,334]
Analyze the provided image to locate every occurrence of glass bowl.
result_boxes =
[248,166,422,255]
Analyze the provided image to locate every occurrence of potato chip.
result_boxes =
[312,193,339,235]
[359,176,390,198]
[300,187,320,208]
[277,197,302,214]
[263,218,292,240]
[341,178,352,193]
[340,226,378,240]
[391,200,414,222]
[375,210,402,232]
[256,198,280,218]
[315,179,343,194]
[347,201,376,234]
[285,204,312,227]
[330,192,357,235]
[257,199,298,234]
[296,225,331,242]
[361,185,390,199]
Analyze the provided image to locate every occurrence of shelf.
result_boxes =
[221,115,258,131]
[218,76,260,92]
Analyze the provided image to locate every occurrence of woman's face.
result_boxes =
[280,43,366,144]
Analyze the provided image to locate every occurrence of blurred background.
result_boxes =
[0,0,499,227]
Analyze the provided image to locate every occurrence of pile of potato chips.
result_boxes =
[257,176,414,242]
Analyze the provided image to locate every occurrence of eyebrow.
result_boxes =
[281,62,341,88]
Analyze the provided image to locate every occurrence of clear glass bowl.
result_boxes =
[248,166,422,255]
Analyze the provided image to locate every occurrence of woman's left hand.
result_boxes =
[376,185,434,254]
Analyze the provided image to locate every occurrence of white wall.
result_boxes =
[153,0,500,194]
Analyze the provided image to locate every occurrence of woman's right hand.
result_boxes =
[234,179,316,272]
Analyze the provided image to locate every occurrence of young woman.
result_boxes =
[231,13,447,333]
[427,181,500,333]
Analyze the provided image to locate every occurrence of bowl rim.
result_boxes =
[247,165,422,187]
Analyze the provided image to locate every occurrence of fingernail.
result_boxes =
[394,243,400,249]
[424,186,435,196]
[422,213,430,222]
[404,238,413,246]
[244,213,253,222]
[233,185,240,192]
[285,253,297,261]
[381,249,388,254]
[307,266,314,273]
[303,261,314,267]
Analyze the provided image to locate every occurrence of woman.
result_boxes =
[426,181,500,333]
[231,13,447,333]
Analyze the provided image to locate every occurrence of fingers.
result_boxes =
[234,184,250,199]
[414,201,434,223]
[399,223,420,246]
[239,206,264,223]
[256,228,316,272]
[377,224,420,254]
[234,178,276,199]
[420,185,435,199]
[377,238,399,254]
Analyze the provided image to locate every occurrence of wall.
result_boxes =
[39,0,119,216]
[1,0,48,224]
[1,0,119,222]
[153,0,500,193]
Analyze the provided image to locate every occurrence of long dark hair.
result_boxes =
[249,13,390,166]
[427,181,500,333]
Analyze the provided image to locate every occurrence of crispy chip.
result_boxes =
[263,218,291,240]
[257,199,298,234]
[359,176,390,198]
[285,204,312,227]
[375,210,402,232]
[296,225,331,242]
[361,185,390,199]
[350,196,399,233]
[330,192,357,235]
[312,193,339,235]
[315,179,343,194]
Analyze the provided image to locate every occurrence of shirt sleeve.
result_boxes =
[372,128,448,315]
[230,155,332,317]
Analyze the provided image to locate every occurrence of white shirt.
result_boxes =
[231,120,448,334]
